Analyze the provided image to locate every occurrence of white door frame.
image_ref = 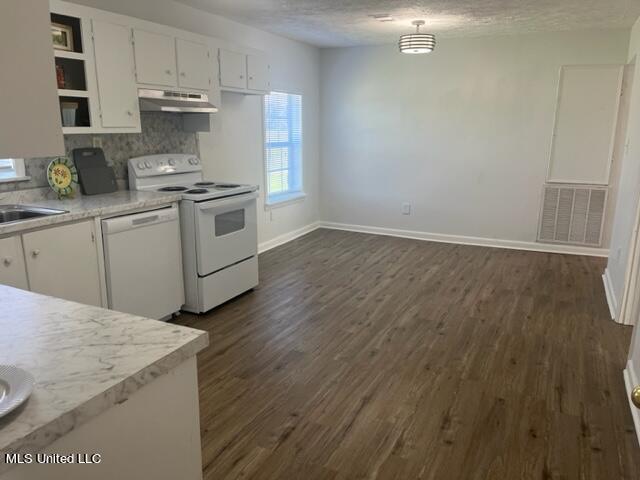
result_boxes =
[611,60,637,325]
[620,199,640,325]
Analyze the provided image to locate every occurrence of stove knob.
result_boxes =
[168,159,176,166]
[137,162,145,169]
[192,158,200,165]
[188,158,194,165]
[144,161,152,169]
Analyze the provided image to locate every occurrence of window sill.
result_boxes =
[0,175,31,184]
[265,191,306,209]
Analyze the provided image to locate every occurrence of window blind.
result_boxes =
[0,159,18,180]
[264,92,302,202]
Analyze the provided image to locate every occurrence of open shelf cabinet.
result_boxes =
[51,10,93,133]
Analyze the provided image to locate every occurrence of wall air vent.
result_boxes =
[537,184,607,247]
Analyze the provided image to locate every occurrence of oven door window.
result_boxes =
[215,209,245,236]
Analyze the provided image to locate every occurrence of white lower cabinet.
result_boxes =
[22,220,102,306]
[0,236,29,290]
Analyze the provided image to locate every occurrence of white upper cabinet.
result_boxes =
[247,54,270,92]
[133,29,177,87]
[23,220,102,307]
[1,0,64,157]
[177,38,210,91]
[133,31,211,91]
[219,48,270,95]
[219,49,247,90]
[92,20,139,129]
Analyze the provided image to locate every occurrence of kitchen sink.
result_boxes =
[0,205,67,225]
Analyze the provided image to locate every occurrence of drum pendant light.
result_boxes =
[399,20,436,54]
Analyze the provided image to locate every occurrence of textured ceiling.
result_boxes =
[174,0,640,47]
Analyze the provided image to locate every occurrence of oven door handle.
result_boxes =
[196,191,259,212]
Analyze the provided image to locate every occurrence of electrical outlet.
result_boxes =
[92,136,103,149]
[402,202,411,215]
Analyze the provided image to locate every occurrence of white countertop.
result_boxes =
[0,286,208,473]
[0,190,182,236]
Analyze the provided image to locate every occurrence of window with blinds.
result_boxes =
[0,158,26,182]
[264,91,303,204]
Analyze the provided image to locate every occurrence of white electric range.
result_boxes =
[128,154,259,313]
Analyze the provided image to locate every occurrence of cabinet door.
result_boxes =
[23,221,101,306]
[219,49,247,89]
[92,20,140,128]
[177,38,210,91]
[0,236,28,290]
[247,54,270,92]
[133,29,177,87]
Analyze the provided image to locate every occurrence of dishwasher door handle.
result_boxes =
[132,214,160,226]
[102,206,179,235]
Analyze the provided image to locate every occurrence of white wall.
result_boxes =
[319,30,629,247]
[199,52,320,247]
[67,0,321,247]
[606,18,640,318]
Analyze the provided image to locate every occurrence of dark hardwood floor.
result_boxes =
[177,228,640,479]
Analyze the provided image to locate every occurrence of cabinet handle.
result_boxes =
[127,110,133,116]
[180,72,186,77]
[3,257,11,267]
[165,69,172,75]
[240,75,244,79]
[31,249,40,258]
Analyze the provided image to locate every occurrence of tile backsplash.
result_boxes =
[0,112,199,193]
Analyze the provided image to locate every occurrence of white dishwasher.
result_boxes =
[102,205,184,320]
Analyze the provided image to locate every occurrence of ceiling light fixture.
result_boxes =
[370,13,394,22]
[399,20,436,54]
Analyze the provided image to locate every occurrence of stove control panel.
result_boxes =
[129,154,201,178]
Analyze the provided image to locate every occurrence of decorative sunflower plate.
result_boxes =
[47,157,78,198]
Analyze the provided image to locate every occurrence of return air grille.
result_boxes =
[537,184,607,247]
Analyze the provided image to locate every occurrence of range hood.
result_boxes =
[138,89,218,113]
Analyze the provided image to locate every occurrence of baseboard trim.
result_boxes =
[258,222,321,254]
[624,362,640,448]
[319,222,609,257]
[603,268,618,321]
[258,221,610,258]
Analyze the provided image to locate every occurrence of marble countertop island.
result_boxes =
[0,189,181,236]
[0,286,208,474]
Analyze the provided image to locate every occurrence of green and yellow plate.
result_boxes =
[47,157,78,198]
